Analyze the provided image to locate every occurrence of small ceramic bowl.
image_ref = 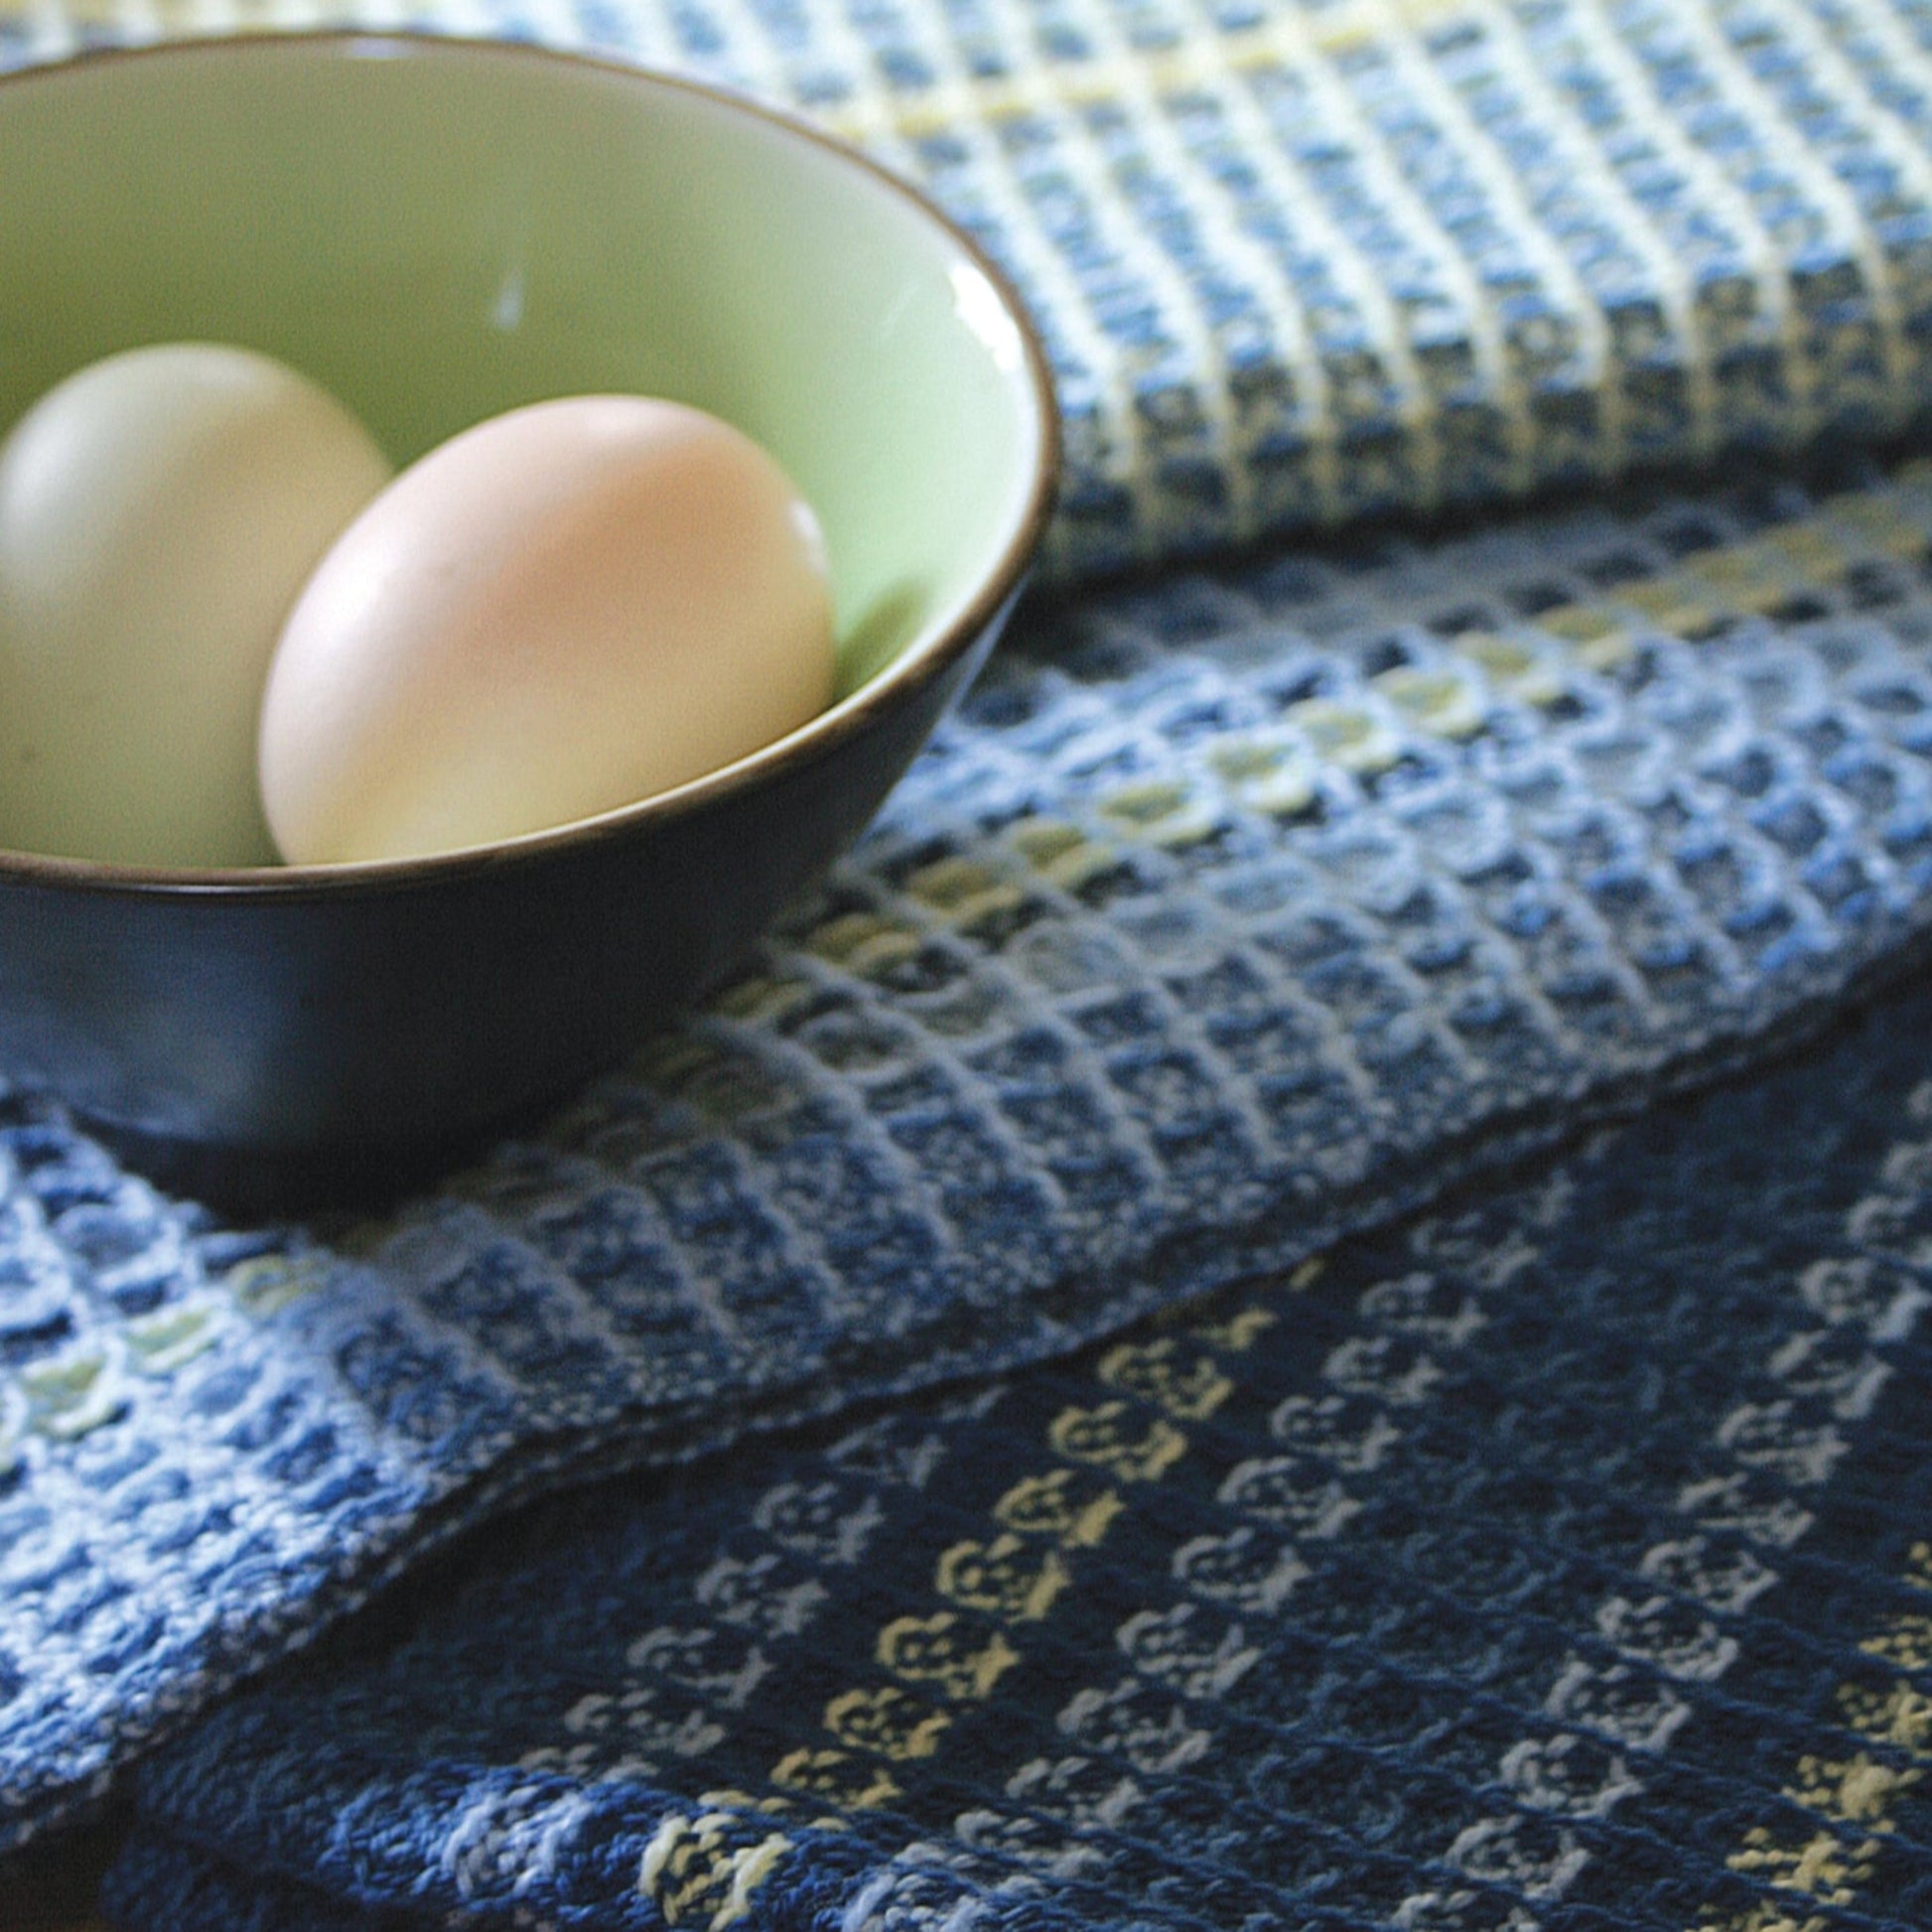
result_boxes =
[0,33,1056,1210]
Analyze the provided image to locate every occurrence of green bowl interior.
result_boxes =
[0,36,1047,709]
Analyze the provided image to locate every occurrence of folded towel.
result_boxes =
[10,0,1932,1870]
[10,448,1932,1852]
[105,963,1932,1929]
[6,0,1931,581]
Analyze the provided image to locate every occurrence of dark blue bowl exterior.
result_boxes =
[0,593,1019,1212]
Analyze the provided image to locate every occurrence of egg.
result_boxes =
[0,343,393,867]
[258,395,837,866]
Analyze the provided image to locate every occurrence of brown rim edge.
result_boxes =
[0,27,1062,898]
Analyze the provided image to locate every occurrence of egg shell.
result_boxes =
[258,395,838,866]
[0,343,393,867]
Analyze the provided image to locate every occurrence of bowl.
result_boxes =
[0,32,1057,1211]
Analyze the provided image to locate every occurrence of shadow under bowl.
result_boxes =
[0,32,1057,1213]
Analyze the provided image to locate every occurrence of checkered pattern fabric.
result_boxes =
[101,974,1932,1929]
[5,2,1932,1926]
[11,453,1932,1863]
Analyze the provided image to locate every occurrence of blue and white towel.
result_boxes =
[6,0,1932,1918]
[101,968,1932,1929]
[13,452,1932,1859]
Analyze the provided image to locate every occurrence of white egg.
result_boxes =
[258,395,837,866]
[0,343,393,867]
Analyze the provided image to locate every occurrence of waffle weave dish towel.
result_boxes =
[104,970,1932,1931]
[7,0,1932,1871]
[13,453,1932,1853]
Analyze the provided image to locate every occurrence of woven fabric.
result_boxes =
[10,0,1932,1889]
[11,453,1932,1855]
[5,0,1932,580]
[100,973,1932,1930]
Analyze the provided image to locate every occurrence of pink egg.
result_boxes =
[258,395,836,865]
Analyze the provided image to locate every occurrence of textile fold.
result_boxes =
[102,977,1932,1927]
[11,453,1932,1858]
[3,0,1932,1922]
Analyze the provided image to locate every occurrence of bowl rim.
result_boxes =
[0,27,1061,899]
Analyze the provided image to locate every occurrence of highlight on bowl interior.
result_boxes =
[0,340,841,871]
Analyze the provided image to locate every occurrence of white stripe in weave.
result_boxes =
[1148,12,1388,528]
[1628,0,1885,441]
[791,0,911,146]
[975,0,1249,559]
[1732,0,1932,405]
[1810,0,1932,120]
[1026,0,1309,542]
[491,0,600,60]
[1251,0,1503,512]
[1366,0,1621,483]
[691,0,800,100]
[18,0,86,55]
[1549,0,1783,461]
[1453,0,1707,473]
